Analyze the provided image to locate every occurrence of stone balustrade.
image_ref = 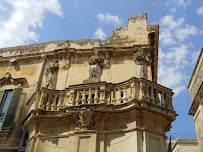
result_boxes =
[28,77,174,111]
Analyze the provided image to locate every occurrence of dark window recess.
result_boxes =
[0,88,22,130]
[0,90,13,129]
[19,132,29,152]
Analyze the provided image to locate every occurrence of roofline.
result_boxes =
[188,47,203,89]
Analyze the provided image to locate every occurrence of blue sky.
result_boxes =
[0,0,202,138]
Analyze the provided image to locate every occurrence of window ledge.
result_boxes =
[0,130,10,141]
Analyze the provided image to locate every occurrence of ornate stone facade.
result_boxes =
[0,13,177,152]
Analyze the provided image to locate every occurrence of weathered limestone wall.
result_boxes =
[194,103,203,152]
[24,109,169,152]
[0,58,45,149]
[188,48,203,152]
[0,13,166,152]
[171,139,199,152]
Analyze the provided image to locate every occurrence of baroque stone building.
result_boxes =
[0,13,177,152]
[188,47,203,152]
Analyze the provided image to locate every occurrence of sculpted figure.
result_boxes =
[88,54,104,79]
[134,48,152,79]
[44,61,59,88]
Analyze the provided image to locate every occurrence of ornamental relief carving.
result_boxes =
[74,107,95,130]
[0,72,28,88]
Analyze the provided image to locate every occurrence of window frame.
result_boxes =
[0,88,22,130]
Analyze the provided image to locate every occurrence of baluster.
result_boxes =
[64,92,70,107]
[69,90,75,105]
[123,87,127,103]
[117,88,122,103]
[168,94,173,110]
[51,94,57,110]
[155,90,160,104]
[146,85,150,101]
[161,92,166,106]
[87,88,93,104]
[140,81,145,100]
[99,86,105,103]
[57,94,63,109]
[111,89,116,104]
[150,87,155,103]
[38,91,47,109]
[81,89,86,104]
[46,94,52,110]
[131,83,136,99]
[75,91,80,105]
[94,88,99,103]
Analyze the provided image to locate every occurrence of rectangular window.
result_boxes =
[0,88,22,130]
[0,90,13,129]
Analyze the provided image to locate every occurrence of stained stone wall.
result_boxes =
[0,13,176,152]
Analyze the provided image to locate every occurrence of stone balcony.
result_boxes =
[27,77,174,116]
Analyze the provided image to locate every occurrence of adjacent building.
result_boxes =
[188,48,203,152]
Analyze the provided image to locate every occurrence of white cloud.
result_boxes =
[172,0,184,6]
[175,25,197,41]
[197,6,203,15]
[173,86,186,95]
[159,15,198,45]
[167,45,189,64]
[158,45,190,95]
[159,14,199,95]
[0,0,63,48]
[160,15,184,30]
[159,29,176,45]
[0,3,7,11]
[172,0,191,7]
[93,28,107,40]
[192,51,200,64]
[96,13,122,26]
[170,8,176,13]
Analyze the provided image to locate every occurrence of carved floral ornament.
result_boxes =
[0,72,27,87]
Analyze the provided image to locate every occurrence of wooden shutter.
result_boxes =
[2,88,22,130]
[0,90,5,104]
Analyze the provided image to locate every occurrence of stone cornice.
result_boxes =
[188,82,203,116]
[188,47,203,89]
